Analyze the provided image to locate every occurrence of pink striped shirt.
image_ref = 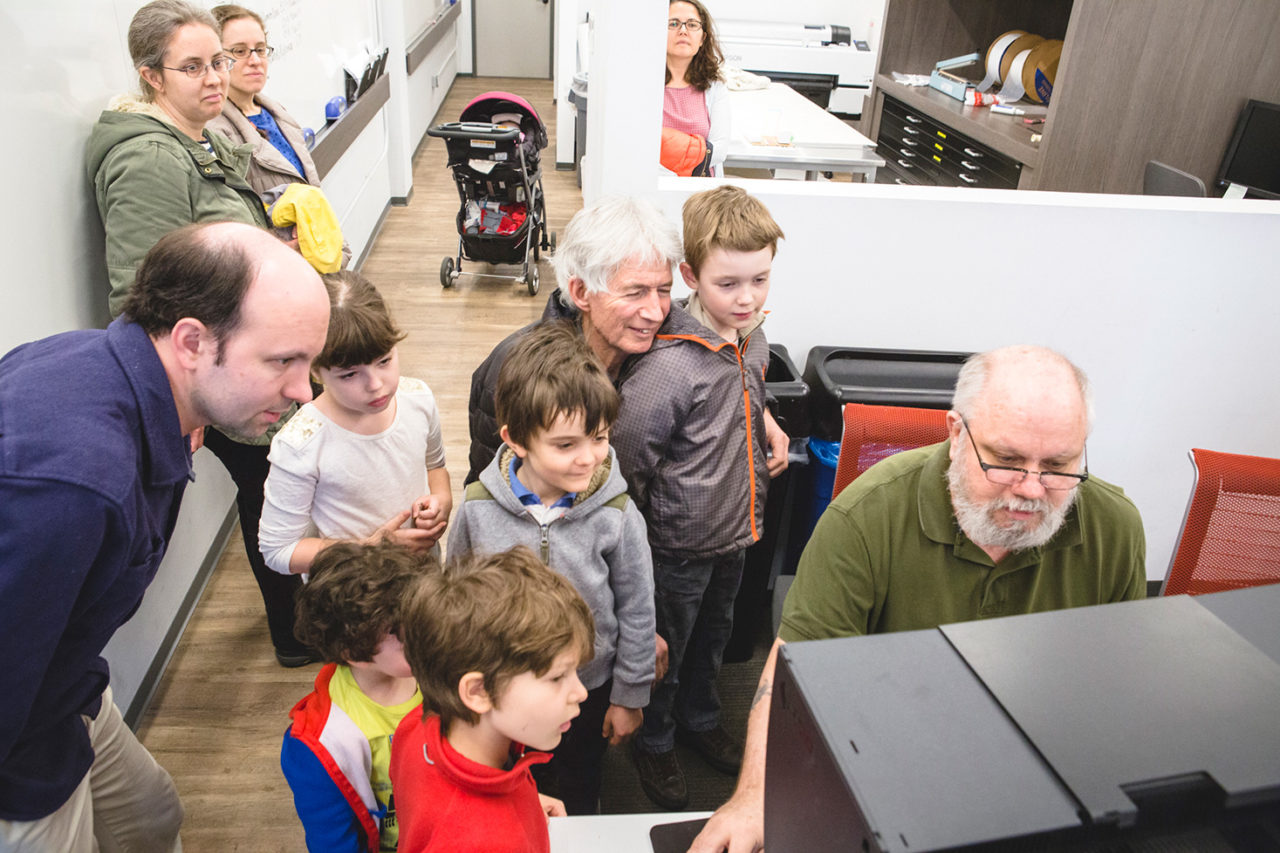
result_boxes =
[663,85,710,139]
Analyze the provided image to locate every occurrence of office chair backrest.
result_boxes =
[1161,448,1280,596]
[832,403,950,499]
[1143,160,1206,197]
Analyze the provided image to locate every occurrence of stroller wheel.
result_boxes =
[440,257,455,288]
[526,263,540,296]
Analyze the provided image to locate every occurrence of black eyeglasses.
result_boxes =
[958,415,1088,491]
[162,56,235,78]
[668,19,703,32]
[225,45,275,60]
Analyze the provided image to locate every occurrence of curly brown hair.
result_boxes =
[401,546,595,734]
[665,0,723,92]
[293,541,437,664]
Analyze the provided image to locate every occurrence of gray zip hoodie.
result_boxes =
[448,445,657,709]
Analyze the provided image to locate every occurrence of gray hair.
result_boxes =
[553,195,682,296]
[952,345,1096,433]
[129,0,219,102]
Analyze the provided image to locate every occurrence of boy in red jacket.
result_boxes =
[390,547,595,853]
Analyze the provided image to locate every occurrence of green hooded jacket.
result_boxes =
[85,94,269,317]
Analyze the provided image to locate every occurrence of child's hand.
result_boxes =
[410,496,448,545]
[538,793,566,819]
[602,704,643,745]
[368,510,439,553]
[654,633,670,683]
[763,409,790,478]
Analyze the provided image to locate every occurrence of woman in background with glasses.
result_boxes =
[86,0,267,317]
[209,5,322,197]
[664,0,729,176]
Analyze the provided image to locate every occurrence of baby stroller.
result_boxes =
[427,91,554,295]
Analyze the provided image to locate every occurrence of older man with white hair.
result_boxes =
[466,194,788,484]
[690,344,1146,853]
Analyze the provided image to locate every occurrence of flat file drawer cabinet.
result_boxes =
[876,95,1021,189]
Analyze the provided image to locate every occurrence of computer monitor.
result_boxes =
[1215,99,1280,200]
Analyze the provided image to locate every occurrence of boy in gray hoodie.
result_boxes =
[447,321,657,815]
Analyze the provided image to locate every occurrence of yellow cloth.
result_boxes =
[269,182,344,274]
[328,664,422,852]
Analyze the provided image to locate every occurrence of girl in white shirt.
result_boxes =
[260,270,452,575]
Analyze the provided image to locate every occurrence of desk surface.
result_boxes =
[723,82,882,177]
[549,811,712,853]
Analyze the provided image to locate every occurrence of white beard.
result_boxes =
[947,458,1077,552]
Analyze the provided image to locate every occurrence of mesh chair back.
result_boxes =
[1161,448,1280,596]
[832,403,950,499]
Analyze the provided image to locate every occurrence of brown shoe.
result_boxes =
[632,743,688,810]
[676,725,743,775]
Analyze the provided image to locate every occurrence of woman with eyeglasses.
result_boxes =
[208,5,322,197]
[86,0,316,672]
[86,0,268,317]
[664,0,729,176]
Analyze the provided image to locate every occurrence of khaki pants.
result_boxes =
[0,687,183,853]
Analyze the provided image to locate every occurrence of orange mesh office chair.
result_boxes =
[1161,448,1280,596]
[832,403,950,499]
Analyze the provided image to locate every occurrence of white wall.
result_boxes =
[588,4,1280,583]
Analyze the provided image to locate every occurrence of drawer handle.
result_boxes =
[902,125,920,135]
[905,114,923,124]
[902,137,919,147]
[958,173,979,184]
[963,147,984,158]
[894,178,910,185]
[898,148,917,158]
[896,158,916,169]
[960,160,980,171]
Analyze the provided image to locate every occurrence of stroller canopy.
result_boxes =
[460,91,548,151]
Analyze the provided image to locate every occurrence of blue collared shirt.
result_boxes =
[507,453,575,509]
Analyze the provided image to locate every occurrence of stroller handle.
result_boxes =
[426,121,521,142]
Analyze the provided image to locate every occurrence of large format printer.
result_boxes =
[716,20,877,117]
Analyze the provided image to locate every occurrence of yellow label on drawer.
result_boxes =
[934,143,944,152]
[933,155,942,163]
[936,130,947,139]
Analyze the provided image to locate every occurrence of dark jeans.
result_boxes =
[637,550,746,753]
[532,680,612,815]
[202,427,306,656]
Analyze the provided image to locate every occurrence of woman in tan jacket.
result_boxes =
[208,5,320,196]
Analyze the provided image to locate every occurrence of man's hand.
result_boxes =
[763,409,789,478]
[655,633,670,683]
[687,788,764,853]
[601,704,643,745]
[539,793,567,818]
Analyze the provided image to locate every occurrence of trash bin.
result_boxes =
[726,344,809,662]
[567,72,588,188]
[802,346,970,441]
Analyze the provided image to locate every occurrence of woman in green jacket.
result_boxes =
[86,0,268,317]
[86,0,312,669]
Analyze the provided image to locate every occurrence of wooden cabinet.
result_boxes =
[864,0,1280,194]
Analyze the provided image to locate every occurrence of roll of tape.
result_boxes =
[978,30,1024,91]
[1022,39,1063,105]
[996,48,1034,103]
[999,33,1044,86]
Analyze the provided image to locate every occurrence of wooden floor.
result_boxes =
[137,77,579,851]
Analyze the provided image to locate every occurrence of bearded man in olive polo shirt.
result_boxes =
[689,344,1146,853]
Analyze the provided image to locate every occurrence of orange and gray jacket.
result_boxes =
[611,302,770,560]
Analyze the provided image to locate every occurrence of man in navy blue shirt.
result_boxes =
[0,222,329,850]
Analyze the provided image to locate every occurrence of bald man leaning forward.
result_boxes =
[690,344,1147,853]
[0,223,330,852]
